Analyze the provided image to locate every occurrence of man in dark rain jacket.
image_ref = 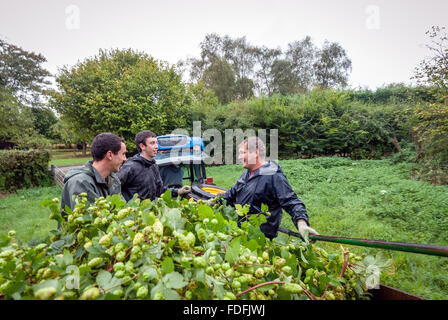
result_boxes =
[117,130,191,202]
[221,137,318,240]
[61,132,127,213]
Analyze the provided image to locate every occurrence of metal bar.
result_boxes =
[278,227,448,258]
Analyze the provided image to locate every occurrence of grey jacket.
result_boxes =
[61,161,121,213]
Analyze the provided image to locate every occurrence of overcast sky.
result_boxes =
[1,0,447,90]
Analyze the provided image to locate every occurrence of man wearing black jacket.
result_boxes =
[221,137,318,240]
[117,130,191,202]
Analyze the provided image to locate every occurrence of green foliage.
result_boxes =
[186,34,352,100]
[409,26,448,184]
[0,150,53,193]
[199,89,411,160]
[0,193,392,300]
[31,107,58,140]
[0,38,51,106]
[207,158,448,299]
[50,48,192,153]
[0,186,59,243]
[0,39,52,148]
[0,88,33,144]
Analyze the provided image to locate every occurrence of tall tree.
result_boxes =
[50,48,192,154]
[222,36,256,99]
[313,41,352,89]
[270,59,298,96]
[285,36,317,92]
[0,87,33,143]
[0,38,52,147]
[201,57,236,105]
[413,26,448,97]
[253,46,281,96]
[411,26,448,176]
[0,38,51,106]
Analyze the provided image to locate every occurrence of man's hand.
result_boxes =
[177,186,192,196]
[297,220,318,241]
[206,198,216,206]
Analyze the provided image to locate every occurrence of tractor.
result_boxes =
[154,134,227,200]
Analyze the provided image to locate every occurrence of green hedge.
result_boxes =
[0,150,53,193]
[192,90,413,160]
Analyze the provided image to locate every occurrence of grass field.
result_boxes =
[0,186,60,243]
[49,157,91,167]
[49,148,91,167]
[207,158,448,300]
[1,157,447,299]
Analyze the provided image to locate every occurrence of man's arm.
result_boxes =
[219,174,246,206]
[272,173,309,228]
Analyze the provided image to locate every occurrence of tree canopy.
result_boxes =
[0,38,53,148]
[50,48,193,153]
[184,34,352,103]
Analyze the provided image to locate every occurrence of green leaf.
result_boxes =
[225,237,240,264]
[161,257,174,274]
[96,270,112,289]
[162,208,185,231]
[193,269,206,284]
[108,194,126,209]
[141,266,158,281]
[0,234,11,247]
[162,189,172,202]
[97,270,122,292]
[163,272,188,289]
[141,211,155,226]
[198,205,214,219]
[39,200,52,207]
[246,238,259,251]
[261,203,269,213]
[162,287,180,300]
[50,240,65,252]
[147,242,163,259]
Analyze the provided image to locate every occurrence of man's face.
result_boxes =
[140,136,158,159]
[110,142,127,172]
[238,145,258,170]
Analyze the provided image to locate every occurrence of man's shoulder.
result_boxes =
[64,167,94,184]
[259,161,282,177]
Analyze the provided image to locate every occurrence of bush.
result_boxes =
[0,150,53,193]
[196,90,413,161]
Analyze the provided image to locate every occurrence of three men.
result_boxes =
[116,130,191,202]
[61,132,126,213]
[220,137,318,240]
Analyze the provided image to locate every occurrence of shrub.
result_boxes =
[0,149,53,193]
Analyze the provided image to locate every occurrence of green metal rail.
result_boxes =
[278,227,448,257]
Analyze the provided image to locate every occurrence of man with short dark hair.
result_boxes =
[61,132,127,212]
[220,137,318,241]
[117,130,191,201]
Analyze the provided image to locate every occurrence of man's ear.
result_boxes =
[139,143,145,151]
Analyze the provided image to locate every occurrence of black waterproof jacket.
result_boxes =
[222,161,309,240]
[116,154,179,202]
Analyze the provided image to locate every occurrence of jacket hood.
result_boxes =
[256,160,282,177]
[127,154,156,167]
[63,161,95,183]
